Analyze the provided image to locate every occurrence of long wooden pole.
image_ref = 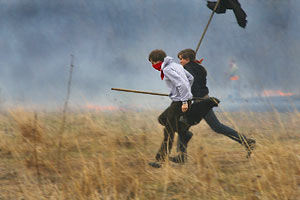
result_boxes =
[111,88,209,101]
[111,88,169,97]
[195,0,222,55]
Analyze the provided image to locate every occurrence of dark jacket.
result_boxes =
[184,61,219,125]
[186,97,219,125]
[184,61,209,98]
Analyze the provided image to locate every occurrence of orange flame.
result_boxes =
[230,75,239,81]
[262,90,295,97]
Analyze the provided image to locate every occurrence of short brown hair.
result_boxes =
[148,49,167,62]
[177,49,196,61]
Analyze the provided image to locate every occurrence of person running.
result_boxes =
[177,49,256,158]
[148,49,194,168]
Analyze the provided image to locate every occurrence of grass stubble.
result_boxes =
[0,108,299,200]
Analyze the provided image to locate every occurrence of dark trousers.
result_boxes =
[156,101,190,161]
[204,109,248,144]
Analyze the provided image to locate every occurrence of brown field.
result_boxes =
[0,108,299,200]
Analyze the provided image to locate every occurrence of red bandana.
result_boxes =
[152,61,164,80]
[194,58,204,64]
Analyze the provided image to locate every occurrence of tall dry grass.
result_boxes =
[0,108,299,199]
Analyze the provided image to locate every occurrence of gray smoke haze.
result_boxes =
[0,0,299,109]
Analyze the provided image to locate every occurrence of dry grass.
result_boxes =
[0,108,299,199]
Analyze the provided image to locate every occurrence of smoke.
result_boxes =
[0,0,299,108]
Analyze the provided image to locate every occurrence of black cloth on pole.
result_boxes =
[207,0,247,28]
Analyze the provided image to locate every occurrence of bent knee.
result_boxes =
[158,116,166,126]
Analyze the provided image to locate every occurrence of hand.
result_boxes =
[181,103,188,112]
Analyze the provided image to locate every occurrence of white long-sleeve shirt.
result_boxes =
[161,56,193,102]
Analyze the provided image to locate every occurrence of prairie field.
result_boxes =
[0,108,299,200]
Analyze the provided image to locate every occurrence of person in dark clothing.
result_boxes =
[176,49,256,158]
[148,49,194,168]
[206,0,247,28]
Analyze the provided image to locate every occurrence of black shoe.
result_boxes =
[169,154,187,164]
[243,138,256,158]
[148,162,162,168]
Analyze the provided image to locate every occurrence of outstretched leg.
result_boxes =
[204,109,256,156]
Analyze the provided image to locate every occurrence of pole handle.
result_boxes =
[111,88,169,97]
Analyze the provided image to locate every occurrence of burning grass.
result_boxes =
[0,109,299,199]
